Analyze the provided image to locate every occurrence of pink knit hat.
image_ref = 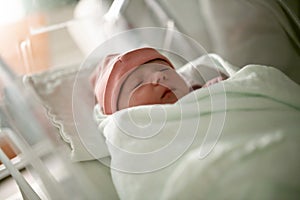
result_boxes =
[92,47,174,114]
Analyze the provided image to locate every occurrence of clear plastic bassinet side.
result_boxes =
[0,58,99,199]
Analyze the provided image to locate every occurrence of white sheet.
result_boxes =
[98,64,300,199]
[23,65,109,161]
[24,54,300,199]
[23,67,119,199]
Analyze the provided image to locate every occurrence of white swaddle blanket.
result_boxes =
[94,55,300,199]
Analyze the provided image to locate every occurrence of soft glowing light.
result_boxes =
[0,0,25,25]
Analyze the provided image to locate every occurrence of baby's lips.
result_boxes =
[161,88,172,99]
[159,85,172,98]
[160,87,178,104]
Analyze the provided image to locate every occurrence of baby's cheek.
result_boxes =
[128,94,141,107]
[128,89,160,107]
[128,90,144,107]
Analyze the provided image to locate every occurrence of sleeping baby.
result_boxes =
[90,47,228,115]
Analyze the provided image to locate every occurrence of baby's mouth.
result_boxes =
[161,88,172,99]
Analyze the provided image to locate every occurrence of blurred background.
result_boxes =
[0,0,299,199]
[0,0,299,76]
[0,0,82,75]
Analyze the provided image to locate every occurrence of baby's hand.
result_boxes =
[202,76,226,88]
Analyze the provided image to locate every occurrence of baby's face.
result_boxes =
[117,60,190,110]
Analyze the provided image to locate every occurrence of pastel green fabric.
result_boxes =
[99,63,300,200]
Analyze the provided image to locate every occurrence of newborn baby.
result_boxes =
[91,47,226,114]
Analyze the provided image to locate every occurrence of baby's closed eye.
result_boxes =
[133,81,143,89]
[159,68,170,72]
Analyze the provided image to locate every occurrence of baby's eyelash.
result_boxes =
[160,68,170,71]
[133,81,143,89]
